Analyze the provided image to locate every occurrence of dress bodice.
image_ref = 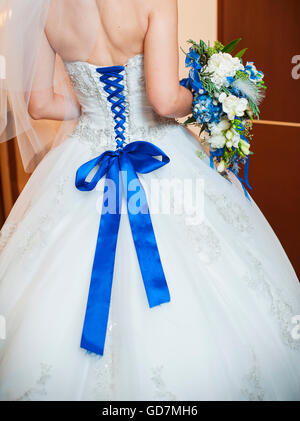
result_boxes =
[63,54,177,153]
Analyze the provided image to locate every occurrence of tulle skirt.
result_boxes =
[0,124,300,400]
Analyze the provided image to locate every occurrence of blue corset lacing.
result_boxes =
[75,66,171,355]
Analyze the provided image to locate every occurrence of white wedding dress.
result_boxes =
[0,54,300,401]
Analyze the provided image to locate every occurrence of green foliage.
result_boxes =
[199,75,218,97]
[221,146,239,168]
[257,79,267,90]
[208,47,217,57]
[184,115,196,125]
[243,121,254,140]
[200,123,208,135]
[214,40,224,51]
[187,39,209,66]
[181,37,266,184]
[180,46,187,56]
[222,38,242,54]
[235,48,248,59]
[235,70,249,80]
[248,99,260,120]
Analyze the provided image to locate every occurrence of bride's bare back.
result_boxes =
[45,0,149,66]
[29,0,192,121]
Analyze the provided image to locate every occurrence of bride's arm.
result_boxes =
[144,0,193,118]
[28,32,81,121]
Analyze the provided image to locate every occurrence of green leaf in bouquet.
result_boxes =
[235,48,248,59]
[220,86,231,96]
[199,40,208,49]
[222,38,242,54]
[257,79,267,90]
[184,116,196,125]
[248,99,260,120]
[187,39,209,65]
[237,148,246,158]
[180,46,187,56]
[214,40,225,51]
[199,123,207,135]
[187,39,202,54]
[208,47,217,57]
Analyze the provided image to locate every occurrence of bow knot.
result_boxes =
[76,140,171,355]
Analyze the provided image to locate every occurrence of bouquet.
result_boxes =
[180,38,266,198]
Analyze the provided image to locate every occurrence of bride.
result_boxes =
[0,0,300,401]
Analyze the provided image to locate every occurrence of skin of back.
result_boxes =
[28,0,193,121]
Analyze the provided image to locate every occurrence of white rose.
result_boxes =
[208,134,226,149]
[218,92,227,103]
[219,94,248,121]
[232,134,240,148]
[240,139,250,155]
[226,140,233,148]
[228,128,241,148]
[225,130,233,140]
[209,118,231,136]
[216,118,231,132]
[205,52,244,88]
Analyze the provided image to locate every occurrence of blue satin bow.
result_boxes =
[76,141,171,355]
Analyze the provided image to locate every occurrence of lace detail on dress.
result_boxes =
[160,178,222,265]
[64,55,179,155]
[16,363,52,401]
[151,365,177,401]
[244,252,300,350]
[129,119,179,142]
[19,214,53,257]
[18,175,71,257]
[126,54,145,70]
[69,115,115,154]
[241,348,265,401]
[54,175,72,205]
[70,116,178,155]
[206,191,254,234]
[65,61,108,102]
[0,223,17,252]
[185,221,222,264]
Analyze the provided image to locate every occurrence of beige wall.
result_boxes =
[178,0,217,78]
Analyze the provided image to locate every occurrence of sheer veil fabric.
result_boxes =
[0,0,98,172]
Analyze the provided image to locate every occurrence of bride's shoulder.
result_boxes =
[141,0,178,13]
[144,0,178,17]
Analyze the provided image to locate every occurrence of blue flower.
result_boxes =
[227,76,235,85]
[180,78,191,89]
[189,68,206,93]
[185,48,202,70]
[244,62,264,82]
[192,94,223,125]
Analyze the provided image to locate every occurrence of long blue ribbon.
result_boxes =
[76,141,171,355]
[232,156,252,200]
